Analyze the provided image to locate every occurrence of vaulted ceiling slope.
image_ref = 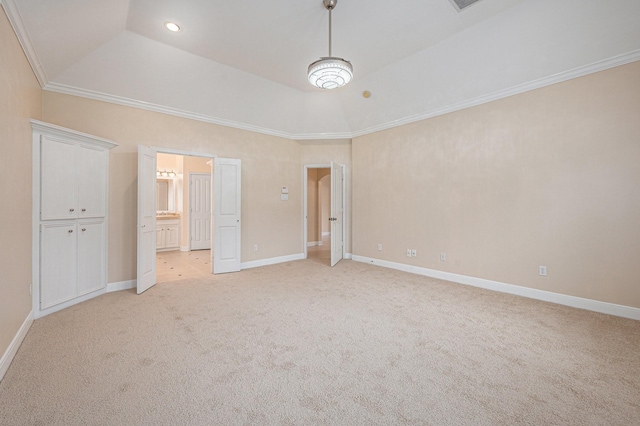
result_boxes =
[3,0,640,139]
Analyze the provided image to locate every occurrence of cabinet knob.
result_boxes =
[81,228,86,232]
[81,208,86,212]
[69,208,75,212]
[68,229,73,233]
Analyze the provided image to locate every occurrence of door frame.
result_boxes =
[303,164,346,260]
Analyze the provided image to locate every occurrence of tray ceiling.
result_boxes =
[4,0,640,139]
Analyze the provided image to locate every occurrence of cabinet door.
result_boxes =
[77,220,106,296]
[41,137,77,220]
[40,222,77,309]
[156,226,165,249]
[77,144,107,218]
[165,224,179,248]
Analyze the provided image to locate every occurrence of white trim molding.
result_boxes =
[4,0,639,143]
[0,310,33,382]
[352,255,640,321]
[1,0,47,87]
[107,280,136,292]
[241,253,305,270]
[39,52,640,141]
[307,241,321,247]
[351,50,640,138]
[43,83,300,140]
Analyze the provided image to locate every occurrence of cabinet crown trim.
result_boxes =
[31,120,118,149]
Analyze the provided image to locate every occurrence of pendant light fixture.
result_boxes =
[308,0,353,89]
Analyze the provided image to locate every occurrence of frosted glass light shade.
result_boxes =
[308,57,353,89]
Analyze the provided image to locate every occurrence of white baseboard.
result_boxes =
[35,287,107,319]
[0,310,33,382]
[107,280,136,292]
[241,253,305,270]
[321,232,331,236]
[180,246,190,252]
[307,241,321,247]
[345,253,353,260]
[352,255,640,321]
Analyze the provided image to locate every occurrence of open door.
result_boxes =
[330,162,344,267]
[137,145,157,293]
[213,158,241,274]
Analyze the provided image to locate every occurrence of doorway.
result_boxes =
[136,146,242,294]
[303,163,344,266]
[307,168,331,265]
[155,153,212,283]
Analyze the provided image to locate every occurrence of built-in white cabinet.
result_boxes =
[40,138,108,220]
[39,220,105,309]
[32,120,117,318]
[156,219,180,251]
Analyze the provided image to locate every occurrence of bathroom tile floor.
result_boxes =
[156,250,212,283]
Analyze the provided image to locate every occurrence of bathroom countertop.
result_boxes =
[156,214,181,220]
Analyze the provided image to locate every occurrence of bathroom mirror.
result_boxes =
[156,179,175,212]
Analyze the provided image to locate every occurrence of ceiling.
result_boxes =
[3,0,640,139]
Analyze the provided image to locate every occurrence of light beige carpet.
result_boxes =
[1,260,639,425]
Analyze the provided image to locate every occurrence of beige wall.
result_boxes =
[42,92,303,283]
[353,61,640,308]
[300,140,352,254]
[0,8,42,363]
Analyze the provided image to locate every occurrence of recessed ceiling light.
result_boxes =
[164,22,181,32]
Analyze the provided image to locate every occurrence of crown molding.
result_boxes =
[43,50,640,141]
[2,0,48,87]
[350,50,640,138]
[43,82,302,140]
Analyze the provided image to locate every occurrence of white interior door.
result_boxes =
[190,173,212,250]
[137,145,157,293]
[330,162,344,267]
[213,158,241,274]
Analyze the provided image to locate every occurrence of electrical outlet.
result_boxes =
[440,252,446,262]
[407,249,412,257]
[539,265,547,276]
[378,244,382,251]
[253,244,258,252]
[411,249,417,257]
